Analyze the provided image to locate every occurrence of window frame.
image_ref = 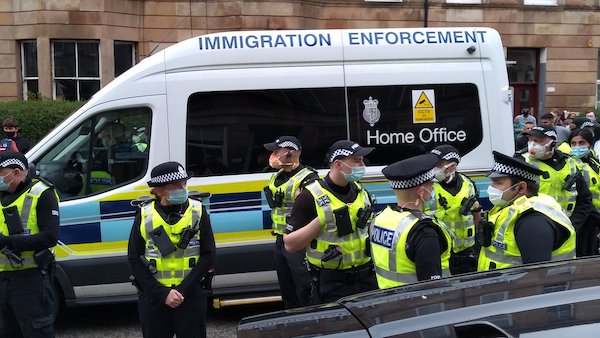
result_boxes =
[20,40,39,100]
[114,41,137,77]
[51,40,101,101]
[523,0,558,6]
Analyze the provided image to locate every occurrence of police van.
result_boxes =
[26,27,514,307]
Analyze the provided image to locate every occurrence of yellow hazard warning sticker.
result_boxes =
[412,90,436,123]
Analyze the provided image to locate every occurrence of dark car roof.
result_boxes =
[238,257,600,337]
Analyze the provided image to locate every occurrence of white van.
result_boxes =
[27,27,514,307]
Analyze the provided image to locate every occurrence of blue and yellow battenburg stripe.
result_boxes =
[55,175,491,259]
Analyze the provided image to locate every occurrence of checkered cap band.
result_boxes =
[149,169,188,185]
[278,141,299,151]
[531,126,557,139]
[388,169,435,189]
[329,149,354,162]
[0,158,26,170]
[492,162,539,182]
[581,121,595,128]
[442,152,461,162]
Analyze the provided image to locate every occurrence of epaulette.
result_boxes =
[130,195,154,207]
[35,177,55,188]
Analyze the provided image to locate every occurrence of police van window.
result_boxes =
[186,88,347,176]
[36,108,151,199]
[347,84,483,165]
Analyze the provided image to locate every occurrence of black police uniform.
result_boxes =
[127,162,215,338]
[0,152,59,338]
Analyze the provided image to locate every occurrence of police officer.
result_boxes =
[263,136,318,309]
[426,145,480,274]
[478,151,576,271]
[0,151,59,338]
[370,154,452,289]
[518,125,593,255]
[128,162,215,338]
[284,140,376,304]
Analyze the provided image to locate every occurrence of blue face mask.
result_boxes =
[340,161,366,182]
[571,146,590,159]
[0,171,15,192]
[421,187,435,208]
[167,188,188,205]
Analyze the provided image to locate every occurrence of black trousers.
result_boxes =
[274,234,312,309]
[0,268,55,338]
[138,286,207,338]
[313,262,378,304]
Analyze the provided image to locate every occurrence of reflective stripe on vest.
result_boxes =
[141,200,203,286]
[478,194,576,271]
[304,180,371,270]
[370,207,451,289]
[427,174,476,252]
[524,154,578,216]
[0,181,54,272]
[267,167,315,235]
[579,159,600,212]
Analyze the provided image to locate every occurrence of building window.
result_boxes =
[524,0,557,5]
[114,41,136,77]
[52,41,100,101]
[447,0,482,3]
[21,40,38,100]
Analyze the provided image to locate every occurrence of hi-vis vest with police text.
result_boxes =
[477,193,575,272]
[305,180,371,270]
[523,153,579,216]
[426,173,476,252]
[267,167,315,235]
[579,158,600,212]
[140,200,203,287]
[0,181,57,272]
[370,207,451,289]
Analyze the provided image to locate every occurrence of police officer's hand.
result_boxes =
[165,289,185,308]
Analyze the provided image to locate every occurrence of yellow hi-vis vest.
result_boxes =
[305,180,372,270]
[266,167,315,235]
[426,174,476,252]
[579,158,600,212]
[477,193,576,272]
[140,200,203,287]
[523,153,580,216]
[370,207,451,289]
[0,181,57,272]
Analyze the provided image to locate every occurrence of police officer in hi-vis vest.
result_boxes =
[263,136,318,309]
[284,140,377,304]
[426,145,481,274]
[370,154,452,289]
[478,151,576,271]
[128,162,215,338]
[0,151,59,338]
[517,125,592,256]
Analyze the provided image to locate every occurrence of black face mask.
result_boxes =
[4,132,15,138]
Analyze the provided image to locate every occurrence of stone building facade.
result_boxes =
[0,0,598,115]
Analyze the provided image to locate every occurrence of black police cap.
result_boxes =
[264,136,302,151]
[327,140,374,162]
[522,125,557,140]
[147,161,191,187]
[488,151,545,182]
[382,153,438,189]
[430,145,461,163]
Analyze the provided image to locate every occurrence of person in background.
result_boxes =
[551,108,566,127]
[568,129,600,256]
[513,108,536,127]
[586,111,597,121]
[540,113,570,145]
[2,118,31,154]
[515,122,535,151]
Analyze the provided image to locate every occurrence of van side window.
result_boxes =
[36,108,151,199]
[348,84,484,165]
[186,88,347,176]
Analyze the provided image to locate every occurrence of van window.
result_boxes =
[348,84,483,165]
[186,88,347,176]
[37,108,151,199]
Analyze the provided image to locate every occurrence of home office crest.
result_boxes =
[363,96,381,127]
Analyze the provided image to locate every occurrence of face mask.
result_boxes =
[432,163,454,182]
[167,188,188,205]
[132,135,141,143]
[571,146,590,159]
[422,188,436,209]
[527,140,552,159]
[487,184,517,208]
[340,161,366,182]
[0,171,15,192]
[268,151,298,169]
[4,132,15,138]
